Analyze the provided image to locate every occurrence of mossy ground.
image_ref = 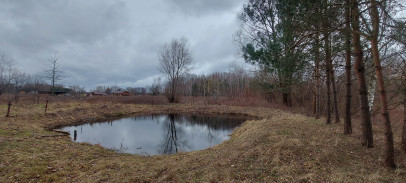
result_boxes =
[0,102,405,182]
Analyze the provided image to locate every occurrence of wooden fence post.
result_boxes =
[45,100,48,113]
[5,102,11,117]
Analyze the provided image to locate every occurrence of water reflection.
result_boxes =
[60,114,246,155]
[162,114,181,154]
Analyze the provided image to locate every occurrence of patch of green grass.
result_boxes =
[278,130,291,135]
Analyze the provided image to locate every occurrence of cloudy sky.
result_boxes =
[0,0,247,90]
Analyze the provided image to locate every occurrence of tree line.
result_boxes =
[235,0,405,168]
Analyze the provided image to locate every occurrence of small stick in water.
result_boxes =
[74,130,77,141]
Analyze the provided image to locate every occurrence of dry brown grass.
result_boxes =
[0,102,405,182]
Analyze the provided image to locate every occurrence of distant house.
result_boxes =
[121,91,130,96]
[91,92,107,96]
[111,90,130,96]
[38,90,69,95]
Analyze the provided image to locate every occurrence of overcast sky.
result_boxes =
[0,0,246,90]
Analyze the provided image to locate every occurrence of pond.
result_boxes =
[60,114,247,155]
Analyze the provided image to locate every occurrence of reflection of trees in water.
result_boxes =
[185,115,245,144]
[161,114,190,155]
[132,114,166,125]
[158,114,246,154]
[131,114,246,130]
[179,114,245,130]
[162,114,178,154]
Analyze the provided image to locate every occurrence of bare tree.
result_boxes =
[44,55,63,95]
[149,77,162,95]
[69,85,86,97]
[12,71,28,103]
[149,77,162,105]
[30,74,44,104]
[95,86,106,93]
[0,55,16,95]
[159,38,192,103]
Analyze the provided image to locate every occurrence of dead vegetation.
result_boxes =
[0,102,405,182]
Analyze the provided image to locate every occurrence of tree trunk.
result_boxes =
[351,0,373,147]
[282,91,292,107]
[402,60,406,152]
[324,31,332,124]
[322,1,332,124]
[331,68,340,123]
[344,0,352,134]
[315,31,321,119]
[313,93,316,114]
[169,79,176,103]
[402,97,406,152]
[369,0,395,168]
[368,75,377,112]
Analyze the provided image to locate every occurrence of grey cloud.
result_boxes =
[0,0,245,91]
[167,0,242,16]
[1,0,128,73]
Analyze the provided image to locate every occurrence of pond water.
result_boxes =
[60,114,247,155]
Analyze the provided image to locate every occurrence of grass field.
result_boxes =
[0,102,405,182]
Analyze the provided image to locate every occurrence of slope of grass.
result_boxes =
[0,102,405,182]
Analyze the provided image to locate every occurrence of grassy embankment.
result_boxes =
[0,102,405,182]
